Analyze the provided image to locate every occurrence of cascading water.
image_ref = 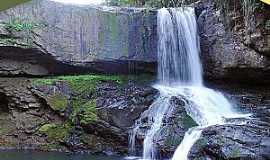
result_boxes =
[128,7,250,160]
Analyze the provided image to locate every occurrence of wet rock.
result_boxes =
[0,76,156,154]
[131,95,197,158]
[189,124,270,160]
[196,0,270,83]
[96,81,158,130]
[189,83,270,160]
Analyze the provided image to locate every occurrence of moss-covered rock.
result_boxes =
[78,100,97,124]
[47,93,68,111]
[38,123,72,142]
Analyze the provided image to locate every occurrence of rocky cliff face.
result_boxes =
[0,75,157,154]
[0,0,157,76]
[196,0,270,83]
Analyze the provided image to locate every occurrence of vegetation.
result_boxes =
[0,18,46,47]
[33,74,154,126]
[47,93,69,111]
[33,74,154,89]
[181,115,197,128]
[2,18,46,32]
[78,100,97,124]
[265,20,270,30]
[38,123,72,141]
[3,19,36,32]
[105,0,197,7]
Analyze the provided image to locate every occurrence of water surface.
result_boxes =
[0,150,122,160]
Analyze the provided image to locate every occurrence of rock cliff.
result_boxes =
[0,0,157,76]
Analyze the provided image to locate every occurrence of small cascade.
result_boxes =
[128,7,250,160]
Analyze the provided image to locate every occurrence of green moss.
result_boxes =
[2,18,41,32]
[0,38,17,45]
[265,19,270,30]
[47,93,68,111]
[230,148,241,158]
[39,123,71,141]
[181,115,197,128]
[32,74,154,125]
[196,138,208,147]
[164,135,183,146]
[33,74,154,89]
[38,124,57,132]
[79,100,97,124]
[32,74,125,93]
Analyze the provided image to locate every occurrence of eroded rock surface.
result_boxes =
[0,0,157,76]
[0,75,157,154]
[196,0,270,82]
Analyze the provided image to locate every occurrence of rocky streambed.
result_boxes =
[0,75,269,159]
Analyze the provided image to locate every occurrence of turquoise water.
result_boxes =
[0,150,123,160]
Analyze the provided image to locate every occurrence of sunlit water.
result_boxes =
[128,7,250,160]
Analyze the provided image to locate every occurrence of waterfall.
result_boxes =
[157,8,202,86]
[128,7,250,160]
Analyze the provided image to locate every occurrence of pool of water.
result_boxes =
[0,150,123,160]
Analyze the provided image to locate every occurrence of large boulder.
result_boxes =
[0,0,157,76]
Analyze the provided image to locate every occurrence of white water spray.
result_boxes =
[128,7,250,160]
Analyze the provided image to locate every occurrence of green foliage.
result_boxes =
[105,0,196,7]
[33,74,154,91]
[78,100,97,124]
[71,98,97,124]
[2,18,41,32]
[38,123,71,141]
[230,147,241,158]
[164,135,183,146]
[0,38,17,45]
[196,138,208,147]
[265,20,270,30]
[47,93,68,111]
[38,124,57,133]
